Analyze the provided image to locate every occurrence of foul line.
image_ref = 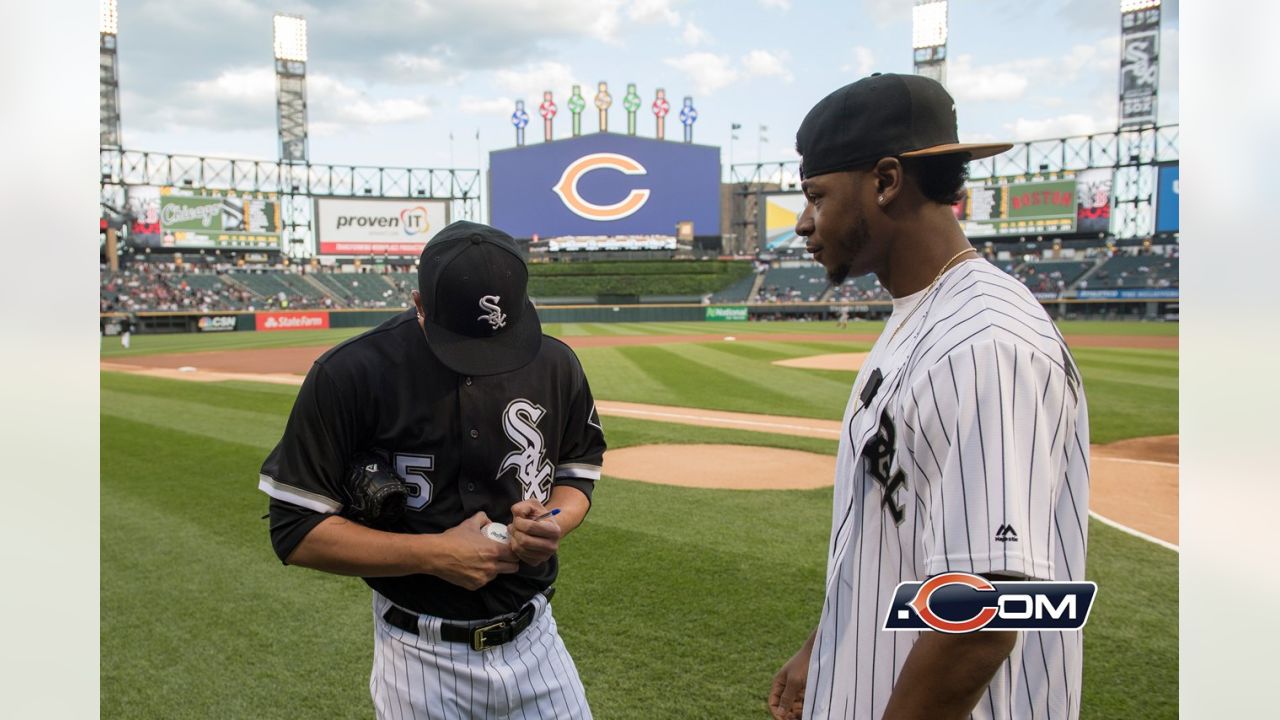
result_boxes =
[596,404,842,437]
[1092,455,1179,469]
[1088,510,1179,552]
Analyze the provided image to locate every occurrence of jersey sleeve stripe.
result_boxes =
[258,473,343,514]
[554,464,602,480]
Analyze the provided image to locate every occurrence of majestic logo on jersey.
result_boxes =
[995,524,1019,542]
[477,295,507,330]
[883,572,1098,634]
[499,399,554,503]
[552,153,651,221]
[862,409,907,525]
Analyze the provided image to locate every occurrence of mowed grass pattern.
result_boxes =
[101,320,1177,445]
[103,358,1176,719]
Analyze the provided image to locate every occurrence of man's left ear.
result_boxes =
[873,157,904,207]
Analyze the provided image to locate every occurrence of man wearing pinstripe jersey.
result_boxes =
[768,74,1090,720]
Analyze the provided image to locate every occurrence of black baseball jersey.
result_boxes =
[259,309,605,620]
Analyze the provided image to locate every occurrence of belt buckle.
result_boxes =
[472,621,504,651]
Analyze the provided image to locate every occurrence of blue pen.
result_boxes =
[534,508,561,521]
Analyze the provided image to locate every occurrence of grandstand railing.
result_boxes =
[728,124,1179,187]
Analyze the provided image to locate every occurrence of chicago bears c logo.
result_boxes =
[499,399,554,503]
[552,153,651,221]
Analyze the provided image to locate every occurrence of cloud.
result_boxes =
[665,49,793,95]
[864,0,910,25]
[741,50,793,81]
[665,53,738,95]
[1005,113,1112,141]
[494,61,586,104]
[947,55,1034,102]
[682,20,709,47]
[380,51,464,85]
[947,35,1121,104]
[839,46,876,76]
[627,0,681,25]
[124,66,433,135]
[459,96,515,115]
[758,0,792,9]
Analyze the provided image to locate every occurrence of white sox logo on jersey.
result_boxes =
[478,295,507,330]
[499,399,554,503]
[863,409,907,525]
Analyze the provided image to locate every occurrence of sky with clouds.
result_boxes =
[112,0,1179,172]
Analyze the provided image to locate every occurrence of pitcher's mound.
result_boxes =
[772,352,869,371]
[602,444,835,490]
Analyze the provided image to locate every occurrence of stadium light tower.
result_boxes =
[100,0,122,149]
[1118,0,1161,129]
[273,14,309,163]
[912,0,948,86]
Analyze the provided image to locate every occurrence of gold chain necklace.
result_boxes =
[886,248,977,346]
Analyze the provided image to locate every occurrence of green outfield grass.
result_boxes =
[99,320,1177,445]
[101,358,1177,719]
[97,318,1178,359]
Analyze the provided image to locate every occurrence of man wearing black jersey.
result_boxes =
[260,221,605,719]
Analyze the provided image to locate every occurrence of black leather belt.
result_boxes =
[382,588,554,651]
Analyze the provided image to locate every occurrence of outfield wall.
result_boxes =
[100,296,1176,335]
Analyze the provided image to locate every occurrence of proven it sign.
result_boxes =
[255,311,330,332]
[489,133,721,239]
[314,198,448,256]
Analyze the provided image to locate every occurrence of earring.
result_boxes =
[878,195,884,204]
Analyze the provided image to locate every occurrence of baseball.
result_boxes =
[481,522,510,544]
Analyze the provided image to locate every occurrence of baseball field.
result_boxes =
[100,319,1178,719]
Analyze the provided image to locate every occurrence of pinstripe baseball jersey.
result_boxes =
[802,258,1090,720]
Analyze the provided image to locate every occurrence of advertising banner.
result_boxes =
[255,311,330,332]
[1156,164,1179,233]
[196,315,238,333]
[490,133,721,238]
[705,306,748,321]
[1075,169,1113,235]
[314,198,448,256]
[761,192,808,251]
[1119,6,1161,128]
[954,177,1078,237]
[1075,288,1178,300]
[126,186,283,250]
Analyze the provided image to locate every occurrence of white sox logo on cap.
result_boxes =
[477,295,507,330]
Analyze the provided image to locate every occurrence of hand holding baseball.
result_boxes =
[432,512,520,590]
[508,500,563,566]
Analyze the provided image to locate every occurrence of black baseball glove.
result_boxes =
[343,451,409,530]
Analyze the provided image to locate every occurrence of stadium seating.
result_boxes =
[1011,260,1097,295]
[752,265,829,303]
[709,272,760,303]
[831,274,889,302]
[1085,254,1179,289]
[311,272,404,305]
[99,249,1178,313]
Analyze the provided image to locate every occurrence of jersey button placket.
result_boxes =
[469,428,479,439]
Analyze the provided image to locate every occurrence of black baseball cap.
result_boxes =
[417,221,542,376]
[795,73,1012,179]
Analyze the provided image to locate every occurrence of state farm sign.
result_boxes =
[255,311,330,332]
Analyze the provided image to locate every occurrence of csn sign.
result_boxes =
[489,133,720,239]
[882,572,1098,634]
